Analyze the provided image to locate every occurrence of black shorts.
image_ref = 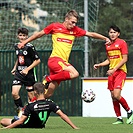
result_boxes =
[11,117,44,128]
[12,71,36,86]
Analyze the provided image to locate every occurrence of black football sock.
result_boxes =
[14,98,23,108]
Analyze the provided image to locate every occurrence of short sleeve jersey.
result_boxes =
[105,38,128,73]
[22,99,60,128]
[44,22,86,62]
[14,43,40,73]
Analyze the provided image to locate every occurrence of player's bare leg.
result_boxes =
[44,81,58,98]
[12,85,23,118]
[43,66,79,98]
[26,86,35,102]
[43,65,79,85]
[12,85,21,100]
[64,65,79,79]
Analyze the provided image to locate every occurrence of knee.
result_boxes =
[112,94,120,100]
[70,71,79,79]
[28,93,34,101]
[0,119,3,126]
[0,119,5,126]
[75,71,79,78]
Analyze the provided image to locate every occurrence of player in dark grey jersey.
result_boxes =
[0,82,79,129]
[11,28,41,117]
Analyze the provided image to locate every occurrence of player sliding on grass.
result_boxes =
[18,10,111,98]
[0,82,79,129]
[94,25,133,124]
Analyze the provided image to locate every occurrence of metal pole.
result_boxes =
[84,0,89,77]
[131,2,133,45]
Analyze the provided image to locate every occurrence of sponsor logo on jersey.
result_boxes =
[18,56,25,65]
[115,44,119,47]
[34,103,50,110]
[57,38,72,44]
[23,50,28,55]
[109,55,120,59]
[18,66,27,70]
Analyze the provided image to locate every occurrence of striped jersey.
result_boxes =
[44,22,86,62]
[106,38,128,73]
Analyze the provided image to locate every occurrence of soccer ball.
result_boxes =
[81,89,96,103]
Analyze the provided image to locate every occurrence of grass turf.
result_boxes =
[0,116,133,133]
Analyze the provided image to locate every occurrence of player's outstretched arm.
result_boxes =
[18,30,45,49]
[85,31,111,45]
[0,115,27,129]
[56,110,79,129]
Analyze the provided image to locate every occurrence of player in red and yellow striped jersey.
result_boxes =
[18,10,111,98]
[94,25,133,124]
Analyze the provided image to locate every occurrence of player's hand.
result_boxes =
[106,69,115,76]
[105,38,111,45]
[74,127,80,129]
[20,69,28,76]
[11,69,16,75]
[18,43,25,49]
[93,64,100,70]
[0,127,7,129]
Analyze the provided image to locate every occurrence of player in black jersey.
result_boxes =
[11,28,41,117]
[0,82,79,129]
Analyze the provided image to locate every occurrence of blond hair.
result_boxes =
[65,10,79,20]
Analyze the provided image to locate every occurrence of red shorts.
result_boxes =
[108,69,126,91]
[48,57,71,84]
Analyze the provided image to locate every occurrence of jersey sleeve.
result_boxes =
[43,23,54,34]
[49,101,60,113]
[120,40,128,54]
[28,44,40,60]
[74,26,86,37]
[14,43,18,50]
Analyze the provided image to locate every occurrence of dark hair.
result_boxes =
[18,28,28,35]
[33,82,45,95]
[108,25,120,33]
[65,10,79,20]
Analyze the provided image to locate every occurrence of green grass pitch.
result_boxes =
[0,116,133,133]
